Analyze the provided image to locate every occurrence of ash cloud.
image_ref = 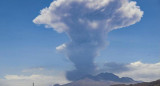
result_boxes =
[102,62,129,73]
[33,0,143,81]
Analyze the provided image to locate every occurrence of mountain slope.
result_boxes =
[112,79,160,86]
[55,72,138,86]
[79,72,136,83]
[57,78,130,86]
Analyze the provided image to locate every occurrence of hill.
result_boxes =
[54,72,138,86]
[112,79,160,86]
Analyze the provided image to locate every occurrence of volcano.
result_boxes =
[54,72,139,86]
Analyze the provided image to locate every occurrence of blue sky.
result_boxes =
[97,0,160,63]
[0,0,160,84]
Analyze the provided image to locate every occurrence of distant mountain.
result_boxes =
[56,78,131,86]
[112,79,160,86]
[80,72,136,83]
[55,72,138,86]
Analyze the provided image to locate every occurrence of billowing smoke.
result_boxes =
[33,0,143,81]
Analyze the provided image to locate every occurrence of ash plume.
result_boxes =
[33,0,143,81]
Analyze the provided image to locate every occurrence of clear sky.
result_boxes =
[0,0,160,86]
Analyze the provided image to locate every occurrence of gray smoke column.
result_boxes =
[33,0,143,81]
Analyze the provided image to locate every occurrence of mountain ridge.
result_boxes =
[80,72,136,83]
[112,79,160,86]
[54,72,138,86]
